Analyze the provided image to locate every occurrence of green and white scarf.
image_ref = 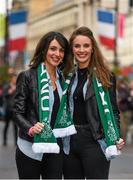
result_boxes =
[32,63,76,153]
[53,72,77,137]
[93,74,121,160]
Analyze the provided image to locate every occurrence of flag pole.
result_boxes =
[114,0,119,66]
[4,0,9,65]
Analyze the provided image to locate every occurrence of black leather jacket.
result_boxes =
[68,73,120,140]
[13,68,39,142]
[13,68,63,142]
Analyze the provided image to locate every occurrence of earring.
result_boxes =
[74,57,76,65]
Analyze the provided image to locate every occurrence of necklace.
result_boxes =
[50,77,57,91]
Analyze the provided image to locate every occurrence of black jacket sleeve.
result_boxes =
[13,71,32,135]
[109,74,120,129]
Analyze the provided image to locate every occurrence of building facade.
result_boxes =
[27,0,133,67]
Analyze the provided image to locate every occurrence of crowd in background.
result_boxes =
[0,66,133,146]
[0,67,17,146]
[117,75,133,144]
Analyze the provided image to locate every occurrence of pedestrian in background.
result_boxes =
[127,80,133,144]
[13,31,74,179]
[0,85,5,121]
[3,73,17,146]
[63,26,125,179]
[129,80,133,121]
[117,76,132,141]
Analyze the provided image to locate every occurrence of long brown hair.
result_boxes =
[69,26,112,88]
[29,31,73,77]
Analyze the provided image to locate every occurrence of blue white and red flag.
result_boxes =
[97,9,124,49]
[8,10,28,51]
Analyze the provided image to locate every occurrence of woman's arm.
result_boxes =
[13,71,32,135]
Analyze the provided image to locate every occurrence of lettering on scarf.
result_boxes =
[94,76,119,146]
[97,79,117,142]
[41,64,46,76]
[40,74,49,111]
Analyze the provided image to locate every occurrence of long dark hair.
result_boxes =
[69,26,112,88]
[29,31,73,77]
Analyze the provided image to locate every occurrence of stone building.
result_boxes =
[27,0,133,67]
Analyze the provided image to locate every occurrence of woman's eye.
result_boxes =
[73,44,90,49]
[50,47,56,51]
[84,44,90,48]
[49,47,64,53]
[60,48,65,53]
[73,44,80,48]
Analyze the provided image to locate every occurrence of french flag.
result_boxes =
[97,9,124,49]
[8,10,28,51]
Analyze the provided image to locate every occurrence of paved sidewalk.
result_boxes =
[0,121,133,179]
[0,145,18,179]
[109,144,133,179]
[0,121,18,179]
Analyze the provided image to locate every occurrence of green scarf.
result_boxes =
[53,73,77,137]
[92,75,121,159]
[32,63,76,153]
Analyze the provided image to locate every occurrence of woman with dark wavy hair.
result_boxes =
[13,31,75,179]
[63,26,125,179]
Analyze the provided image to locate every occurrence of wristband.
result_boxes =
[28,127,34,137]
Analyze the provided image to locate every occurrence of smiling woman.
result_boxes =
[63,26,125,180]
[13,31,74,179]
[45,39,65,72]
[72,35,93,69]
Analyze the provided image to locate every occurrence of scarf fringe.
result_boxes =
[32,142,60,154]
[53,125,77,138]
[105,145,121,160]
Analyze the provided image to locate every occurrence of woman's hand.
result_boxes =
[116,138,125,150]
[29,122,44,136]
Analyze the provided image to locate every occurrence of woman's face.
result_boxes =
[45,39,65,67]
[72,35,93,68]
